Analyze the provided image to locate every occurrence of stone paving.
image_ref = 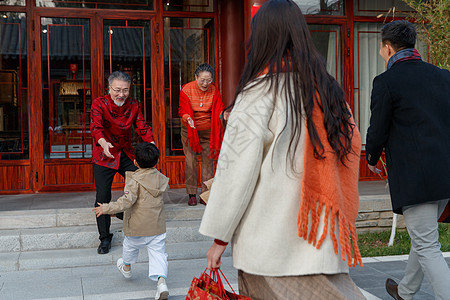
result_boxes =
[0,182,449,299]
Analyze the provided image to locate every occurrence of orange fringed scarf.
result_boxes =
[298,94,363,268]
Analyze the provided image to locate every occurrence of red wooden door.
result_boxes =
[33,10,160,192]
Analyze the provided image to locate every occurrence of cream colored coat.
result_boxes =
[102,168,169,237]
[199,77,350,277]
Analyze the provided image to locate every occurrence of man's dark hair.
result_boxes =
[195,63,214,76]
[381,20,416,51]
[134,142,160,168]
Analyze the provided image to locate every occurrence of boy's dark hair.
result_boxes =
[381,20,416,51]
[134,142,160,168]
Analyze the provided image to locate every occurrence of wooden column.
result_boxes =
[218,0,245,107]
[28,4,44,192]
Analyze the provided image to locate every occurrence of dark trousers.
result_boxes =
[93,152,137,241]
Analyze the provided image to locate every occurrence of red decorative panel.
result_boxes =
[44,162,94,185]
[0,163,31,191]
[164,157,217,188]
[164,159,185,187]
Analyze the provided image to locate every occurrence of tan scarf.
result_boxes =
[297,94,363,267]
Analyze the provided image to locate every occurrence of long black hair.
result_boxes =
[231,0,354,166]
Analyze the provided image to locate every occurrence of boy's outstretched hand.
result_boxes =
[93,203,104,217]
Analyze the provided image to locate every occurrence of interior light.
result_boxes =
[110,29,113,34]
[2,15,7,19]
[42,29,47,33]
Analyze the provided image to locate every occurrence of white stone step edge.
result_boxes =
[0,241,232,272]
[0,221,210,252]
[0,204,206,230]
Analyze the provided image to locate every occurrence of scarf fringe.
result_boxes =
[186,128,202,153]
[297,195,363,267]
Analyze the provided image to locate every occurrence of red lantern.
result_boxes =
[70,64,78,79]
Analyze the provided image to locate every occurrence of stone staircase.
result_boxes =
[0,203,231,272]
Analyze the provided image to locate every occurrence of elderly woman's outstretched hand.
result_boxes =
[187,117,196,129]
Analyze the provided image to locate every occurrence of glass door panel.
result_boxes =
[37,0,154,10]
[0,12,28,160]
[41,17,92,159]
[163,17,215,156]
[103,19,152,146]
[293,0,343,15]
[163,0,214,12]
[308,24,342,84]
[354,0,414,16]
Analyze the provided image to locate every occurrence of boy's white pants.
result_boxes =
[122,233,168,281]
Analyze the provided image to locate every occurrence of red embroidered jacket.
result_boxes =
[90,95,154,169]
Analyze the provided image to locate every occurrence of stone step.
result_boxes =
[0,204,205,230]
[0,220,210,253]
[0,256,238,300]
[0,241,232,272]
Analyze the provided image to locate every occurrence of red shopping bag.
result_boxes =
[186,268,251,300]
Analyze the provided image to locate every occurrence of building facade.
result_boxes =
[0,0,425,194]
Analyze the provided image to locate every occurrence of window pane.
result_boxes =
[164,17,215,156]
[104,19,152,147]
[0,1,25,6]
[0,12,28,160]
[293,0,343,16]
[354,0,414,16]
[163,0,214,12]
[354,22,428,147]
[37,0,154,10]
[41,18,92,159]
[308,24,342,84]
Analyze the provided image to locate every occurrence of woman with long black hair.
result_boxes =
[199,0,365,299]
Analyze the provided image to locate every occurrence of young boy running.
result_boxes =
[93,142,169,300]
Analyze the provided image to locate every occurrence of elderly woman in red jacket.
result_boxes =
[178,64,224,206]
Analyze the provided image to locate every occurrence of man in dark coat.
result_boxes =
[366,20,450,300]
[90,71,154,254]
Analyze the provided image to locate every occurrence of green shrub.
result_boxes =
[402,0,450,70]
[357,223,449,257]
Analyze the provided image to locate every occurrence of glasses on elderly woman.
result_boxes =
[198,78,212,84]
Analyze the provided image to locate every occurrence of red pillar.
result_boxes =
[219,0,245,107]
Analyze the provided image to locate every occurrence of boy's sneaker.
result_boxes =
[155,277,169,300]
[116,258,131,279]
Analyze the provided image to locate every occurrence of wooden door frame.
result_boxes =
[31,9,162,192]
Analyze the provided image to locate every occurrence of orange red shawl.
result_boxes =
[298,94,363,267]
[178,82,224,159]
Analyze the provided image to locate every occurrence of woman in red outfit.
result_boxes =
[178,64,224,206]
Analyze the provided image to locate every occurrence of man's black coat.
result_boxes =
[366,60,450,214]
